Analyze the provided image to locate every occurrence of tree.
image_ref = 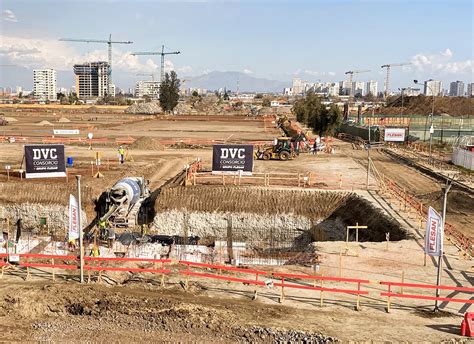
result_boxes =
[159,71,181,113]
[223,90,230,100]
[365,92,375,102]
[262,97,271,107]
[292,91,342,136]
[192,90,199,97]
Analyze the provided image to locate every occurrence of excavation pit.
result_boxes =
[152,186,410,265]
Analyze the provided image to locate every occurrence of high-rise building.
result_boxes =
[340,80,352,95]
[467,83,474,97]
[365,81,378,97]
[402,87,421,97]
[352,81,365,96]
[73,62,109,99]
[424,79,442,96]
[33,69,57,101]
[135,80,160,99]
[449,81,465,96]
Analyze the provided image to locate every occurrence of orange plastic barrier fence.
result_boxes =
[380,281,474,312]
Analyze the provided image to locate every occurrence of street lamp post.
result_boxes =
[398,88,406,124]
[414,80,435,164]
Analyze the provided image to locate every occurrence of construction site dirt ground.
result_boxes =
[0,108,472,341]
[0,260,468,343]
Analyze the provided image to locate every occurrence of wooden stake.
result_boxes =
[339,249,343,277]
[320,275,324,307]
[400,271,405,294]
[279,277,285,303]
[52,258,55,281]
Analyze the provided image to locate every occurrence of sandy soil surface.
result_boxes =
[343,144,474,239]
[0,267,468,343]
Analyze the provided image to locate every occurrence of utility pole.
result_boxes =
[366,105,374,189]
[76,175,84,283]
[414,80,436,164]
[434,176,453,311]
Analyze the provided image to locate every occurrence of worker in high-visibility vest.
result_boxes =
[118,146,125,164]
[99,219,107,238]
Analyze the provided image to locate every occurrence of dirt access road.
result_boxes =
[344,143,474,239]
[0,276,467,343]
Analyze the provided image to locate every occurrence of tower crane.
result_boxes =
[59,34,133,95]
[381,62,411,99]
[345,69,371,100]
[132,45,181,84]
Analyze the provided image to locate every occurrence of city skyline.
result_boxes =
[1,0,473,91]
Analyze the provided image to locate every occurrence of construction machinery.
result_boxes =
[99,177,150,229]
[381,63,411,99]
[132,45,181,84]
[255,137,297,161]
[59,34,133,94]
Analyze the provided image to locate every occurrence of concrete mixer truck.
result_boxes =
[99,177,150,228]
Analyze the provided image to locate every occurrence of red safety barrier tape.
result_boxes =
[381,292,474,304]
[272,272,369,284]
[20,263,78,270]
[21,253,77,260]
[273,282,369,295]
[380,281,474,292]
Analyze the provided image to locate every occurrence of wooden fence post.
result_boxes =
[279,277,285,303]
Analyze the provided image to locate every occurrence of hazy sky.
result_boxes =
[1,0,473,91]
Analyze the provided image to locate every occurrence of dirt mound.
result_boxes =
[3,117,17,122]
[381,95,473,116]
[129,136,164,151]
[421,190,474,215]
[36,120,53,126]
[126,102,163,115]
[57,117,71,123]
[1,281,337,343]
[169,142,204,149]
[155,186,350,218]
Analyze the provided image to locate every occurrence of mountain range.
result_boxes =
[184,71,290,93]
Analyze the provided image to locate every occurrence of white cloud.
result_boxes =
[3,10,18,22]
[0,35,160,74]
[243,69,253,75]
[410,48,473,76]
[177,65,193,74]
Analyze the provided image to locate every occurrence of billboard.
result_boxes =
[384,128,406,142]
[425,206,443,256]
[24,144,66,178]
[53,129,80,135]
[68,194,80,241]
[212,144,253,175]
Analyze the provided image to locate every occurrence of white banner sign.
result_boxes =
[53,129,80,135]
[68,194,79,241]
[425,206,443,256]
[384,128,406,142]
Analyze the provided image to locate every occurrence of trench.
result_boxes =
[150,186,410,264]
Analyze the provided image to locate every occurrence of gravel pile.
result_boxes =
[125,102,163,115]
[235,326,338,343]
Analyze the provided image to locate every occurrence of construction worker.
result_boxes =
[118,146,125,164]
[98,218,107,238]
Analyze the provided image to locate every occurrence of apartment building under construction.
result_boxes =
[73,62,109,99]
